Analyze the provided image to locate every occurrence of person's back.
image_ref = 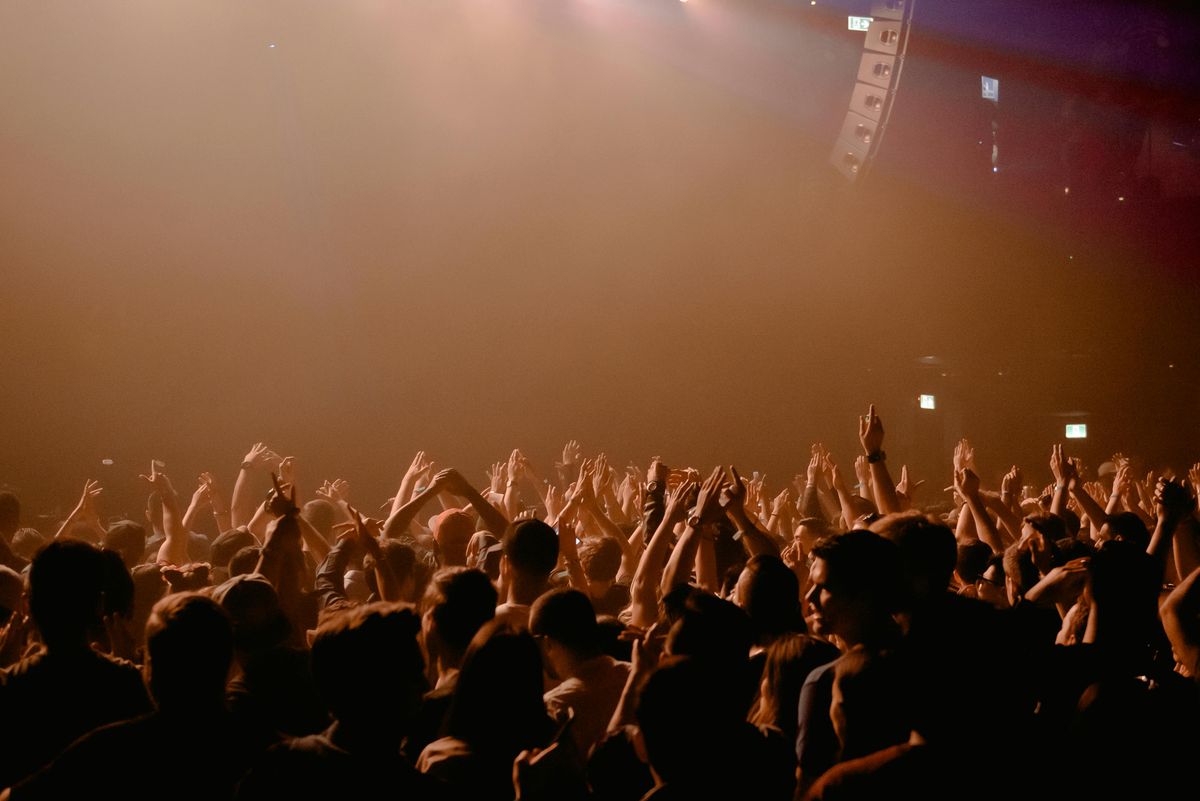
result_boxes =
[531,588,630,761]
[238,603,438,801]
[4,592,254,801]
[0,540,151,788]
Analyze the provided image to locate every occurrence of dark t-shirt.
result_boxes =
[10,711,255,801]
[238,725,444,801]
[227,645,328,751]
[0,647,152,788]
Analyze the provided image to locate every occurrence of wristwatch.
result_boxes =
[867,450,886,464]
[686,513,702,528]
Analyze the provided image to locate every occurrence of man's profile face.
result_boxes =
[806,557,844,638]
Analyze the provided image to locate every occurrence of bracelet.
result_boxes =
[867,450,886,464]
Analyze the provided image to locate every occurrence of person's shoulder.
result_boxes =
[804,743,916,800]
[417,736,474,775]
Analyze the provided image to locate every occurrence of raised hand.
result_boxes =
[561,439,582,469]
[954,467,981,498]
[1155,477,1196,524]
[859,404,885,456]
[139,460,175,496]
[508,449,526,483]
[406,450,434,480]
[316,478,350,505]
[953,439,976,473]
[854,455,870,489]
[346,504,383,560]
[719,465,748,512]
[663,479,698,524]
[693,466,727,523]
[267,473,299,518]
[1001,465,1022,499]
[74,479,104,525]
[806,447,821,485]
[199,472,229,516]
[1050,444,1070,486]
[242,443,282,472]
[896,465,925,499]
[486,461,506,495]
[189,480,212,509]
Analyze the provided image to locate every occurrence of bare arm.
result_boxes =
[956,469,1005,556]
[661,468,724,596]
[232,443,281,529]
[630,481,694,629]
[860,405,900,514]
[1162,566,1200,677]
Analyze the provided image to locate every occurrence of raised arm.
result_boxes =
[721,466,781,558]
[955,468,1005,556]
[54,480,107,543]
[1161,566,1200,677]
[441,468,510,537]
[630,480,694,629]
[381,470,450,540]
[860,405,900,514]
[1049,444,1072,518]
[662,467,724,596]
[142,463,188,566]
[232,443,281,529]
[1149,478,1195,579]
[391,451,434,518]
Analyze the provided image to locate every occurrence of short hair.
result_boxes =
[229,546,262,577]
[311,602,426,726]
[530,587,600,656]
[1024,512,1067,543]
[421,567,497,658]
[1105,512,1149,550]
[145,593,233,708]
[956,539,993,584]
[737,555,804,644]
[29,539,106,644]
[502,519,559,579]
[810,529,901,610]
[11,527,45,560]
[873,513,957,597]
[444,620,548,751]
[0,491,19,533]
[301,500,337,543]
[103,521,146,570]
[579,537,622,583]
[210,528,258,572]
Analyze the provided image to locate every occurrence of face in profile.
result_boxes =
[805,557,843,638]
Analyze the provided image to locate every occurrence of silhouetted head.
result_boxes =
[103,521,146,570]
[311,602,427,744]
[420,567,497,669]
[29,539,106,650]
[501,519,559,583]
[734,554,805,645]
[144,592,233,712]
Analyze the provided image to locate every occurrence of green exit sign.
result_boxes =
[848,16,873,31]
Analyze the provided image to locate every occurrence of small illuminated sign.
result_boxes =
[919,394,936,410]
[848,16,873,31]
[1065,424,1087,439]
[981,75,999,102]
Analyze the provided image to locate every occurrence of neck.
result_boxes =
[508,574,547,606]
